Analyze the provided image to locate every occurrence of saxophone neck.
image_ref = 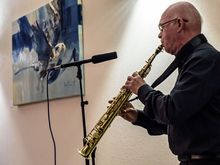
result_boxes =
[138,45,163,78]
[148,45,164,63]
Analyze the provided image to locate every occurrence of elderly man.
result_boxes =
[119,1,220,165]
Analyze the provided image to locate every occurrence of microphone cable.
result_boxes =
[47,70,56,165]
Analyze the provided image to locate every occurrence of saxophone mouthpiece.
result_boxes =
[155,45,163,54]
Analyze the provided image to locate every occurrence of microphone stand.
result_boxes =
[49,52,117,165]
[76,64,96,165]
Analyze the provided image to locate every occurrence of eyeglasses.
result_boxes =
[158,18,188,32]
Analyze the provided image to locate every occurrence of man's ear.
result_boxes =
[177,18,184,33]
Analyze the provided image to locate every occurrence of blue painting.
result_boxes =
[12,0,83,105]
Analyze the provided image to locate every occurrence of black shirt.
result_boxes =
[134,34,220,155]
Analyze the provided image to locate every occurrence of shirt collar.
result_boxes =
[176,34,207,69]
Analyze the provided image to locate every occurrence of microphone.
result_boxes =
[50,52,117,70]
[91,52,117,64]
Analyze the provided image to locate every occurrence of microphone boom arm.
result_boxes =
[50,51,117,70]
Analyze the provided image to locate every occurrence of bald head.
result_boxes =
[158,2,203,55]
[163,1,202,33]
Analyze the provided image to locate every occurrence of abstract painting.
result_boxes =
[12,0,83,105]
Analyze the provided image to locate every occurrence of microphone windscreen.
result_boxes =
[92,52,117,64]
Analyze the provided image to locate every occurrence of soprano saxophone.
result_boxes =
[77,45,163,159]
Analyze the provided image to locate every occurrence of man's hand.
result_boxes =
[119,102,138,123]
[122,72,146,95]
[108,100,138,123]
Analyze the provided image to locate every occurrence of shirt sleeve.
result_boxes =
[133,110,167,135]
[138,51,220,125]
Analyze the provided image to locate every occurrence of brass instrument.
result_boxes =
[77,45,163,159]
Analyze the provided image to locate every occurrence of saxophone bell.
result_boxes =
[78,147,92,160]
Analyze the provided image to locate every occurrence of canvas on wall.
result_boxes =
[12,0,83,105]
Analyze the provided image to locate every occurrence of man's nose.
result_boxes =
[158,31,162,39]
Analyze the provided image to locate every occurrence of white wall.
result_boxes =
[1,0,220,165]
